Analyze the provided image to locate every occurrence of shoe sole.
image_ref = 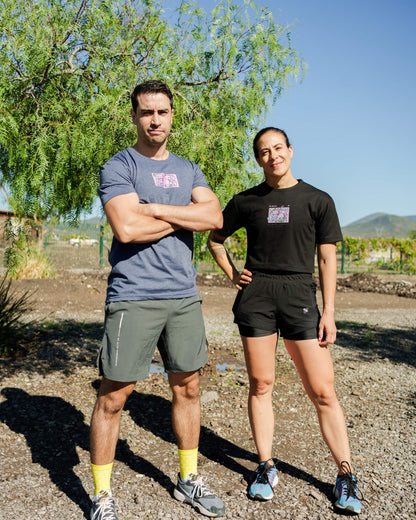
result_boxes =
[173,488,224,517]
[334,501,361,514]
[248,491,274,501]
[333,487,361,514]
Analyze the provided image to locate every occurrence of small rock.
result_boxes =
[201,390,219,404]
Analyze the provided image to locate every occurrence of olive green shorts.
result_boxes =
[97,294,208,382]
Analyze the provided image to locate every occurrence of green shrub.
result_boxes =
[0,272,33,356]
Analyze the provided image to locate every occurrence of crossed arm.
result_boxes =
[104,186,223,244]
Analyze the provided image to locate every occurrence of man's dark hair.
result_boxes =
[253,127,291,158]
[131,80,174,112]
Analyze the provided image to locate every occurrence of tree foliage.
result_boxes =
[340,237,416,274]
[0,0,303,223]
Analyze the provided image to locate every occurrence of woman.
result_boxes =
[207,127,362,514]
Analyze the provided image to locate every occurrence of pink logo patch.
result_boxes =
[152,173,179,188]
[268,205,290,223]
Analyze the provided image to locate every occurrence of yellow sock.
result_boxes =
[178,448,198,480]
[91,462,113,497]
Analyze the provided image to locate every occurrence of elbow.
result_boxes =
[193,212,223,232]
[202,215,223,232]
[214,213,223,230]
[210,211,223,230]
[113,224,136,244]
[205,201,223,230]
[113,231,130,244]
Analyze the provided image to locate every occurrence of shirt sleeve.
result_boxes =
[315,194,343,244]
[192,163,210,190]
[217,196,242,238]
[98,156,136,207]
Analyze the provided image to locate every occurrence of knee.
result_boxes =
[309,385,338,408]
[249,376,275,397]
[183,381,200,401]
[171,377,200,403]
[94,394,125,419]
[96,381,133,416]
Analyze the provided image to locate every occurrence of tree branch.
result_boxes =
[60,0,88,46]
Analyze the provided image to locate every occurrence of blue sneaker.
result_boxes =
[248,460,278,501]
[333,461,362,514]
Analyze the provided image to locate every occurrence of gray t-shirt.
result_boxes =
[98,147,210,301]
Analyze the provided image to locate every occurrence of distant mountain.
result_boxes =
[342,213,416,238]
[83,216,105,226]
[40,213,416,240]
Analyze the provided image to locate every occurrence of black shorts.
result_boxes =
[232,272,320,340]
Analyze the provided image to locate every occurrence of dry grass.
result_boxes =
[11,253,56,280]
[4,246,56,280]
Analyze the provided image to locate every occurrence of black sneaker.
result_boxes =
[173,474,225,517]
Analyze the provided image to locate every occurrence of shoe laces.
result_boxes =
[255,460,275,486]
[337,461,363,500]
[92,491,117,520]
[187,474,213,499]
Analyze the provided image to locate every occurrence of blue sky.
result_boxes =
[265,0,416,226]
[2,0,415,227]
[175,0,415,226]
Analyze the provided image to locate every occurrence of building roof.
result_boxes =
[0,210,15,218]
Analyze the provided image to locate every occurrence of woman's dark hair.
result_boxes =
[131,80,174,112]
[253,127,291,158]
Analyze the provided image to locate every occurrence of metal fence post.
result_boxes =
[100,225,104,267]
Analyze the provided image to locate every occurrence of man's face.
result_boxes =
[255,130,293,180]
[131,92,173,147]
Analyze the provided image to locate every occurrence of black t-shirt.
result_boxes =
[219,180,343,274]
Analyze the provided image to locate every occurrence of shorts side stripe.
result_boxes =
[115,311,124,367]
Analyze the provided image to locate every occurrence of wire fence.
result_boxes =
[1,233,415,276]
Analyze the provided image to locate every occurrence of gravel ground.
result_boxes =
[0,273,415,520]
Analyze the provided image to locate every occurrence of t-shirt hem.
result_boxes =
[105,287,199,303]
[316,235,343,244]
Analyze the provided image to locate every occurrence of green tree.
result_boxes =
[0,0,303,224]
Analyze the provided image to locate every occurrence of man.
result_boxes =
[207,127,363,514]
[89,80,225,519]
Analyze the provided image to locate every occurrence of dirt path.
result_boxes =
[0,271,415,519]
